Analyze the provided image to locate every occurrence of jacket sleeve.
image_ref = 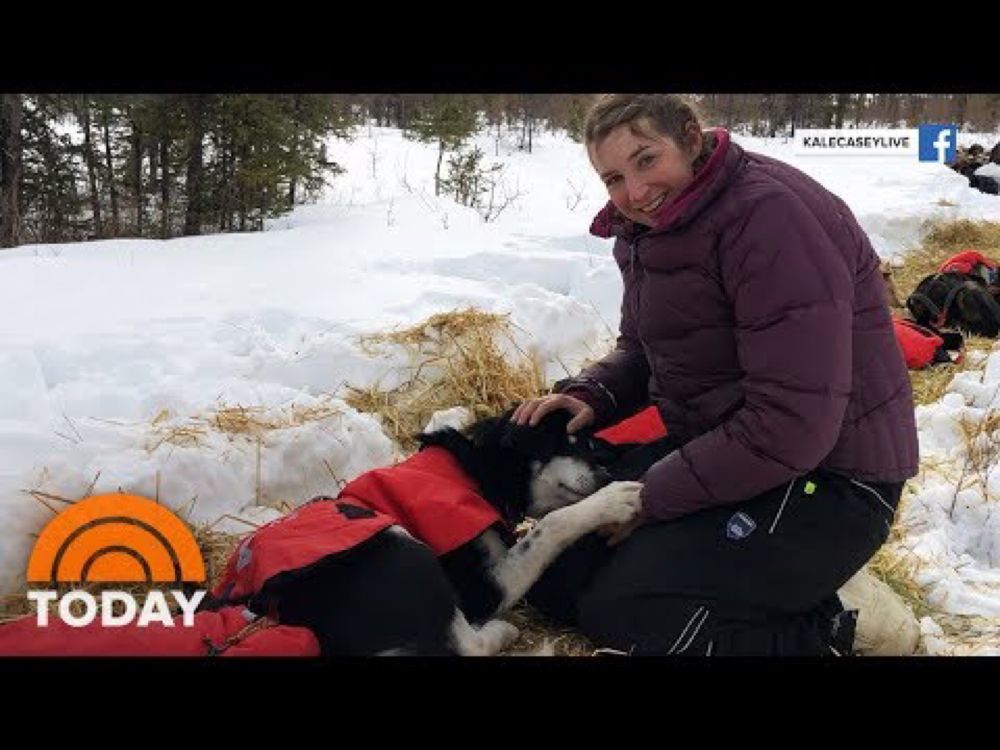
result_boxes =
[555,256,651,429]
[641,194,855,521]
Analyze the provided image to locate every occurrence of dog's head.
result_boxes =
[496,409,626,519]
[419,408,626,522]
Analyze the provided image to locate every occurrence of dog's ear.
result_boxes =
[499,409,573,460]
[463,415,510,450]
[461,406,545,453]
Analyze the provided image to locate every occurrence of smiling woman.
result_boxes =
[516,93,920,656]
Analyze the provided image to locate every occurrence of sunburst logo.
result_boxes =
[26,493,207,628]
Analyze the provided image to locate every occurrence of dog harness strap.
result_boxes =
[205,615,278,656]
[936,279,967,327]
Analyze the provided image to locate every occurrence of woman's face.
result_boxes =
[588,119,701,227]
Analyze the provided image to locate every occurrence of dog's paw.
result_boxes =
[576,480,644,527]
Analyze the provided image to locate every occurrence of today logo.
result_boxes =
[26,493,207,628]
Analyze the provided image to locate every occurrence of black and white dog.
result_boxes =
[273,409,668,656]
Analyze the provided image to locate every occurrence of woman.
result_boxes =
[513,94,919,655]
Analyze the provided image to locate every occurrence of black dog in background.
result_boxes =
[907,272,1000,338]
[274,408,673,655]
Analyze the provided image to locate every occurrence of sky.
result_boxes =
[1,121,999,653]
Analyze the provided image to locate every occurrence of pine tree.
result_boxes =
[183,94,208,235]
[74,95,103,238]
[406,96,479,196]
[127,102,145,236]
[20,95,84,243]
[94,97,121,237]
[154,95,177,238]
[0,94,23,248]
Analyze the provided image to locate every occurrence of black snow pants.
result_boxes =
[526,468,902,656]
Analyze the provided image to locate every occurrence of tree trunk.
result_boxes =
[0,94,23,248]
[218,135,230,230]
[183,96,205,236]
[131,119,143,236]
[786,94,801,136]
[886,94,901,127]
[237,139,248,232]
[905,95,925,127]
[148,136,158,195]
[851,94,863,127]
[833,94,849,129]
[758,95,773,137]
[101,107,120,236]
[80,98,103,238]
[434,138,444,197]
[288,95,300,209]
[954,94,968,130]
[39,132,62,243]
[160,129,170,238]
[158,98,173,239]
[800,95,815,129]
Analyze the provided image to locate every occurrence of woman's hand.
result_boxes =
[511,394,595,434]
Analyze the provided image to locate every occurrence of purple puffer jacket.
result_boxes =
[560,129,919,521]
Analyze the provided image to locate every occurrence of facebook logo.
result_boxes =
[918,124,958,163]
